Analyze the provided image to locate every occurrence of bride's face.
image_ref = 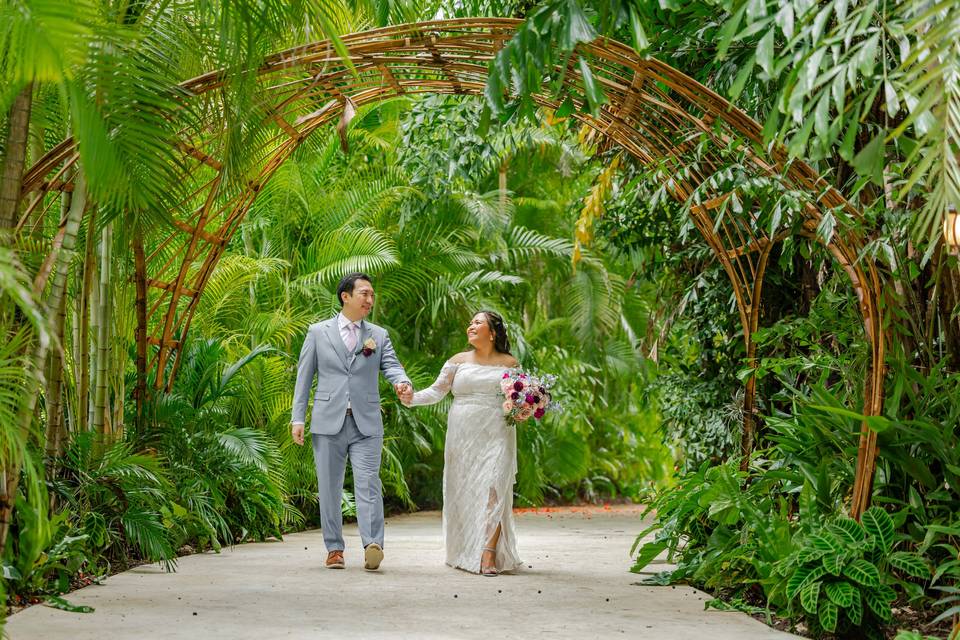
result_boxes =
[466,313,494,348]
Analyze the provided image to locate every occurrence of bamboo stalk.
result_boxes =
[134,228,148,427]
[43,184,75,465]
[0,83,32,231]
[0,171,86,556]
[79,206,98,431]
[92,222,114,436]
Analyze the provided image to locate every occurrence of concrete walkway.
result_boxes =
[7,505,799,639]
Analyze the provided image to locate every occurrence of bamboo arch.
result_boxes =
[18,18,885,518]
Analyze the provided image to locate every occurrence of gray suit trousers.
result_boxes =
[312,413,384,552]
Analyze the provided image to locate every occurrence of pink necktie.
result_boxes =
[346,323,358,352]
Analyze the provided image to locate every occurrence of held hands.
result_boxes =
[394,382,413,406]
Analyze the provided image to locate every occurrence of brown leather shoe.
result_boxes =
[326,550,345,569]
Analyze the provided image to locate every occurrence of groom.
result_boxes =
[291,273,412,571]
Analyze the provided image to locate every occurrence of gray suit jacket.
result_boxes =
[291,317,410,437]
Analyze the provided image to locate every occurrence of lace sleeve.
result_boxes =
[410,361,459,406]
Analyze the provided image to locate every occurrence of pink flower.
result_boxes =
[502,373,510,379]
[500,379,514,394]
[525,394,535,405]
[517,406,535,421]
[502,400,514,414]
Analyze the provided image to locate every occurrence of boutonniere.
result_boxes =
[357,337,377,358]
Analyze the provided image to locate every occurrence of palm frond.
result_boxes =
[295,228,400,293]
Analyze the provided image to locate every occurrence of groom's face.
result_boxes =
[341,279,374,320]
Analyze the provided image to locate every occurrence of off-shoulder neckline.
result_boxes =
[451,360,514,369]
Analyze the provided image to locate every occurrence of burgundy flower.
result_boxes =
[525,394,535,405]
[534,408,545,419]
[513,381,524,392]
[511,391,520,400]
[361,347,374,357]
[532,395,541,404]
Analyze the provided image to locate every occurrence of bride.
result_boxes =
[405,311,523,576]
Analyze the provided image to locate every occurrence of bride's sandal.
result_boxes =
[480,546,499,577]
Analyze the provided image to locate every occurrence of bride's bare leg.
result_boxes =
[480,487,503,575]
[481,524,502,573]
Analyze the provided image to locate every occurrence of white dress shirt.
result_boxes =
[338,312,361,353]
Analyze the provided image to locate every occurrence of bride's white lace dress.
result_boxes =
[411,361,523,574]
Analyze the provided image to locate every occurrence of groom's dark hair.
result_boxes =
[337,272,373,307]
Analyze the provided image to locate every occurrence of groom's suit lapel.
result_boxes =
[323,317,349,369]
[350,321,373,370]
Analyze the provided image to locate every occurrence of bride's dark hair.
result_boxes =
[479,310,511,354]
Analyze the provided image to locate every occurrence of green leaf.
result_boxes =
[801,580,822,613]
[632,540,668,572]
[577,56,607,112]
[556,95,576,119]
[1,562,21,580]
[858,33,880,76]
[808,404,891,432]
[762,106,781,145]
[718,5,746,59]
[816,212,836,244]
[814,91,831,139]
[848,589,863,624]
[811,532,843,553]
[844,559,881,587]
[798,546,828,564]
[729,54,756,100]
[823,551,846,575]
[862,507,895,554]
[629,7,649,52]
[838,103,861,161]
[44,595,94,614]
[819,598,839,632]
[477,104,491,137]
[788,564,813,598]
[829,518,866,545]
[560,0,597,49]
[864,587,894,622]
[889,552,930,579]
[746,0,767,20]
[756,29,775,76]
[884,81,899,117]
[852,133,884,184]
[775,4,794,39]
[825,581,856,607]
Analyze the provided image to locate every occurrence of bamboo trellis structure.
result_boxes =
[16,18,886,518]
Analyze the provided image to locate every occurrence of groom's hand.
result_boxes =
[291,423,305,446]
[394,383,413,406]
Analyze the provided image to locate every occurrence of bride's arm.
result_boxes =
[408,360,459,406]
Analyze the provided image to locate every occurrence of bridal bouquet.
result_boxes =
[499,369,559,424]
